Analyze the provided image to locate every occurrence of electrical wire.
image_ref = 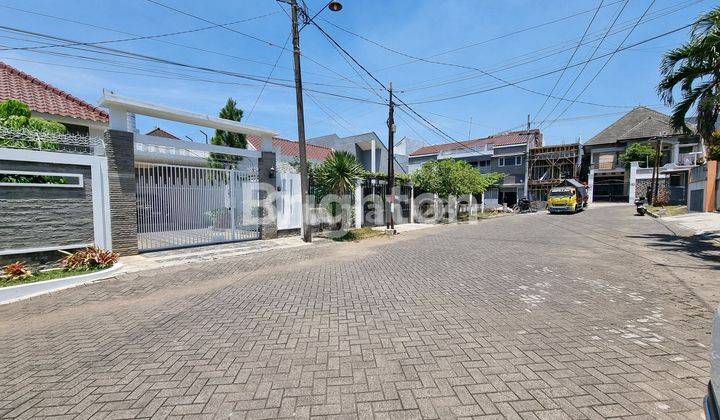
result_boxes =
[0,25,387,105]
[543,0,659,129]
[146,0,383,96]
[0,3,304,74]
[532,0,605,123]
[402,22,694,106]
[325,0,628,76]
[537,0,631,127]
[381,0,701,95]
[246,34,291,121]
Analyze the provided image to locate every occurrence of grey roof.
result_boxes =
[340,132,382,145]
[585,106,684,146]
[308,132,385,148]
[307,133,341,145]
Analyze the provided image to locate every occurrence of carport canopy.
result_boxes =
[99,92,278,156]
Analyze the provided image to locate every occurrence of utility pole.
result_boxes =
[527,114,531,130]
[386,82,396,231]
[289,0,312,243]
[651,136,662,204]
[280,0,342,242]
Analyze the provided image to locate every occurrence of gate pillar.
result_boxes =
[258,149,278,239]
[104,129,138,255]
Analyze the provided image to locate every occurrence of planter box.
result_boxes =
[0,263,123,305]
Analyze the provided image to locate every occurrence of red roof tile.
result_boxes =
[247,135,333,161]
[410,129,542,156]
[0,62,108,123]
[146,127,180,139]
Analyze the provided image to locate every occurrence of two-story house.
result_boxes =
[408,129,543,207]
[583,106,703,204]
[308,132,409,174]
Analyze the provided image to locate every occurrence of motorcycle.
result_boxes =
[634,198,646,216]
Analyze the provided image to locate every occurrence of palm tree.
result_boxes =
[658,6,720,160]
[313,151,365,224]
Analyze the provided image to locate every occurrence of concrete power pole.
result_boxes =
[386,82,396,231]
[289,0,312,243]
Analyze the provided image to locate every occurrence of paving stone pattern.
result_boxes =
[0,205,715,419]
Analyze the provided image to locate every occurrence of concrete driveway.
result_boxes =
[0,205,716,419]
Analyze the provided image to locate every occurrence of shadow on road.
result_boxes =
[627,231,720,270]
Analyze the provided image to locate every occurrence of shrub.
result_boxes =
[2,261,33,281]
[652,188,671,207]
[60,247,119,271]
[0,99,31,119]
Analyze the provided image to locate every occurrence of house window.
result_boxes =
[498,156,522,166]
[597,153,615,170]
[477,160,489,167]
[679,145,694,154]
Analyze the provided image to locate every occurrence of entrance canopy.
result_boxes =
[99,92,279,159]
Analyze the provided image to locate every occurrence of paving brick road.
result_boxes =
[0,205,717,419]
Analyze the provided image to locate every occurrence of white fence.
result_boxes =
[135,163,259,252]
[276,171,302,230]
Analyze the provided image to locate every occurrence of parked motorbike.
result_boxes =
[634,198,646,216]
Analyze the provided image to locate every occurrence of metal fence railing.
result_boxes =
[0,126,103,155]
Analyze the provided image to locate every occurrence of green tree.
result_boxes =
[208,98,247,168]
[0,98,31,119]
[411,159,503,198]
[658,6,720,160]
[620,142,660,168]
[0,99,66,149]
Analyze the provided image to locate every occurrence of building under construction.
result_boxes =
[527,143,582,201]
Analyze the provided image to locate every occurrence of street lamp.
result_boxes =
[278,0,342,243]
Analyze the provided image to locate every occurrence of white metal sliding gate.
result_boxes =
[136,163,259,252]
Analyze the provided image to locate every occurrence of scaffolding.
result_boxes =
[528,143,581,201]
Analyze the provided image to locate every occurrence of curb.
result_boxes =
[0,263,124,305]
[645,209,660,218]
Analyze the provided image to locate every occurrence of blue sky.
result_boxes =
[0,0,711,149]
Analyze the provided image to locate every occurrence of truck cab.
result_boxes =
[547,187,584,213]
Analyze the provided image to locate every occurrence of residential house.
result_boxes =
[0,62,108,136]
[408,129,543,207]
[247,135,332,165]
[308,132,408,174]
[583,106,703,204]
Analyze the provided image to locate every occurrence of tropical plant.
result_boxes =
[59,247,119,271]
[313,151,365,223]
[1,261,32,281]
[411,159,503,198]
[658,6,720,160]
[314,151,365,199]
[620,142,661,168]
[208,98,247,168]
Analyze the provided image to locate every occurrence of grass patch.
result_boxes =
[646,205,688,217]
[0,267,104,288]
[332,227,386,242]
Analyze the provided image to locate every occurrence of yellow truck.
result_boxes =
[547,184,588,214]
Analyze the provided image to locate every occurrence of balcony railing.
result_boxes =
[676,152,701,166]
